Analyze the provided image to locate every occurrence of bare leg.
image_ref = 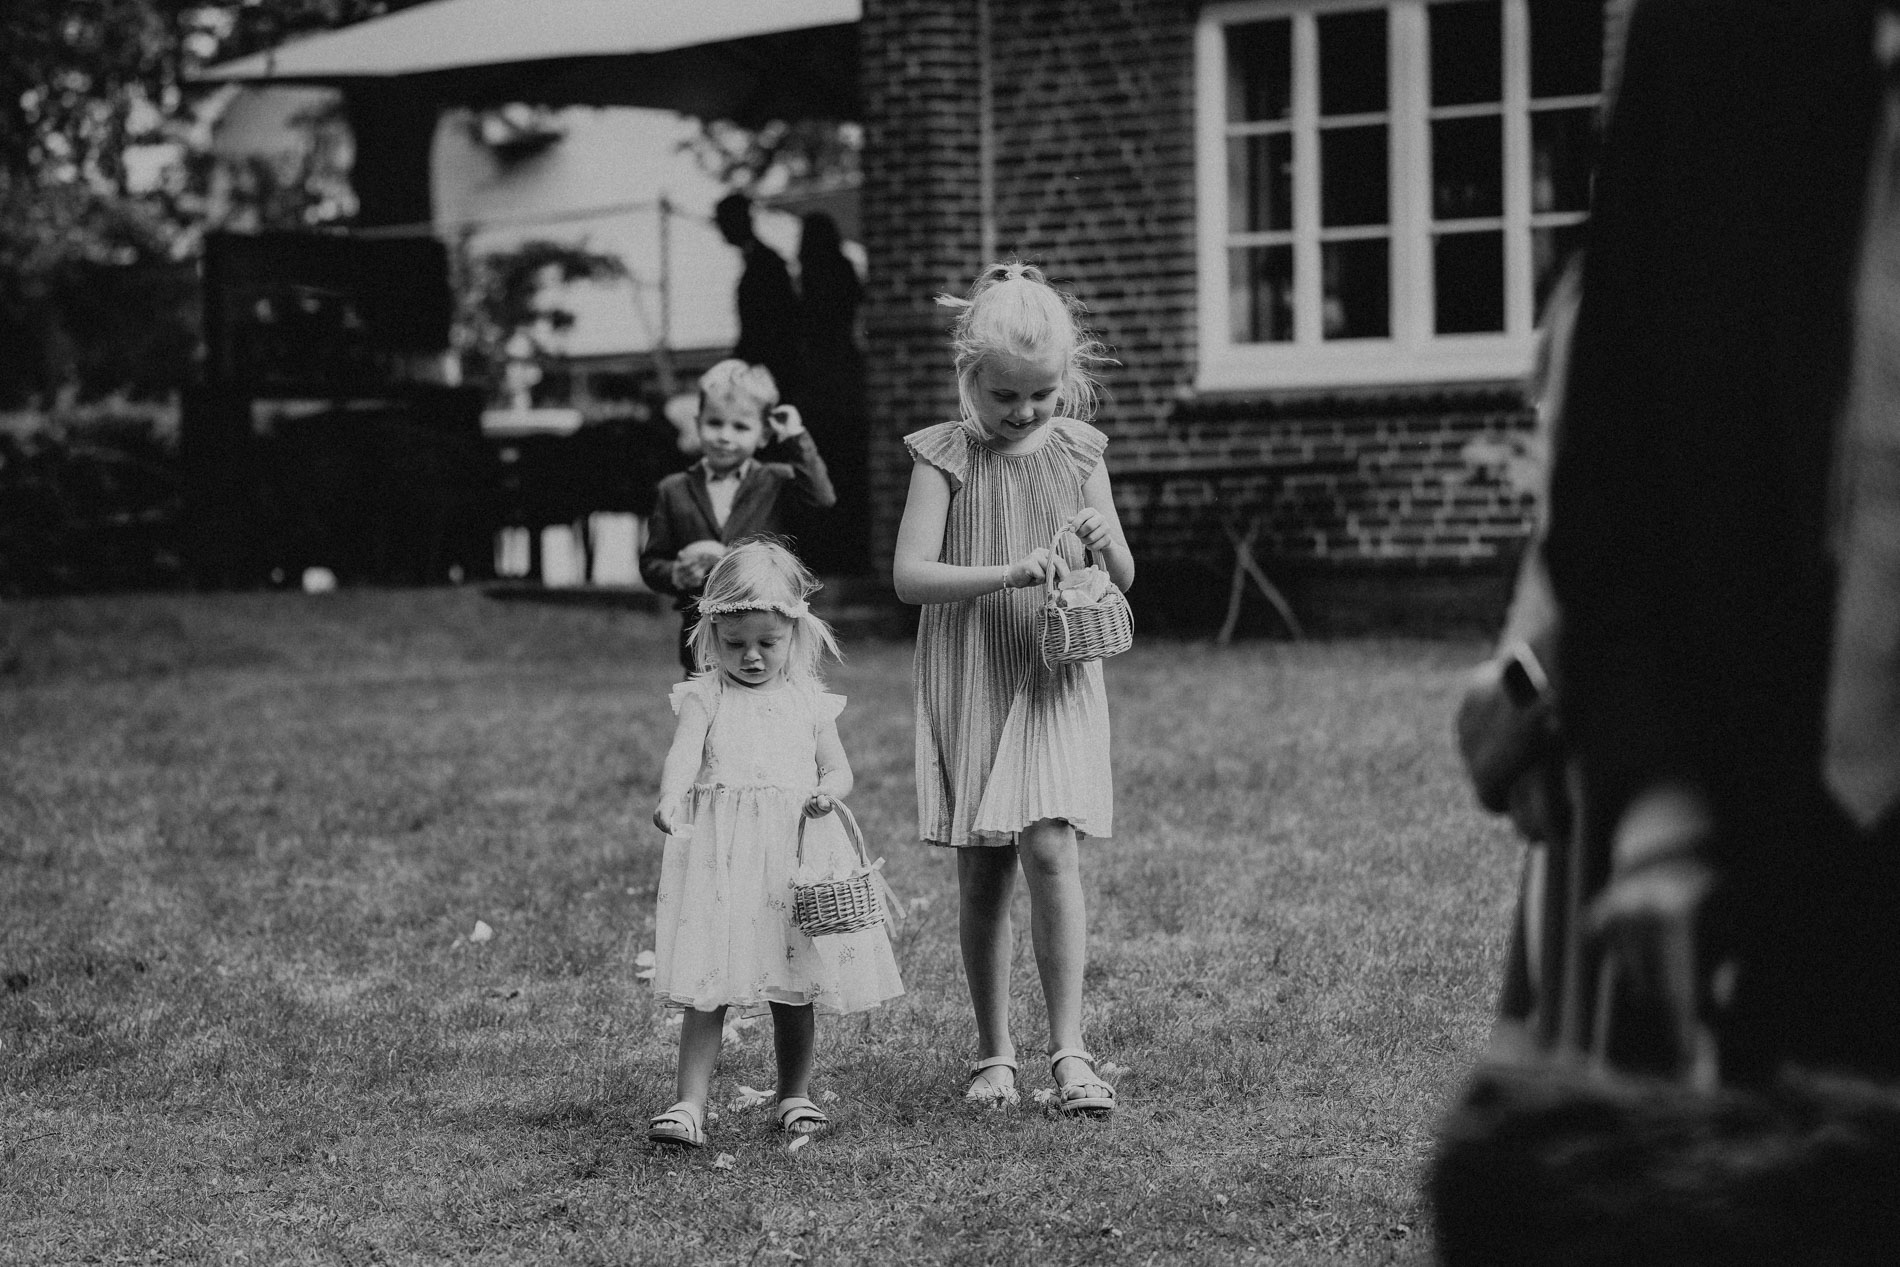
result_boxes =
[674,1005,726,1110]
[770,1002,816,1102]
[958,843,1021,1089]
[1016,819,1090,1082]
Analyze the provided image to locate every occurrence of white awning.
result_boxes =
[197,0,861,122]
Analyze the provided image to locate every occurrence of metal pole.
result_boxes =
[653,193,678,396]
[658,192,673,353]
[977,0,997,266]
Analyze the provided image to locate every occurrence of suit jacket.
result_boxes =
[734,240,802,400]
[639,431,835,601]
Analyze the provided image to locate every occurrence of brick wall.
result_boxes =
[860,0,983,574]
[1139,390,1540,567]
[858,0,1541,626]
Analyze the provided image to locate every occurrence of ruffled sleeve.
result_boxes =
[814,691,847,725]
[668,673,719,717]
[1051,418,1108,480]
[904,421,970,485]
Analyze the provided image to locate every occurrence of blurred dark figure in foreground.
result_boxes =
[1435,1,1900,1262]
[714,193,802,406]
[1452,259,1579,1062]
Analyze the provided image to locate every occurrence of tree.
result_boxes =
[0,0,435,406]
[452,239,627,398]
[681,118,862,197]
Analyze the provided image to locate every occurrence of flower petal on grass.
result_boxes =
[1031,1088,1059,1107]
[728,1084,774,1111]
[468,920,493,943]
[634,949,656,982]
[819,1090,839,1104]
[712,1153,736,1171]
[786,1132,810,1155]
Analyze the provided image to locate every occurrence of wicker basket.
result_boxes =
[1036,525,1134,668]
[790,802,890,937]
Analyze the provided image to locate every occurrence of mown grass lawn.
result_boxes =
[0,590,1518,1266]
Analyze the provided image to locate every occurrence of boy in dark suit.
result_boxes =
[640,360,836,673]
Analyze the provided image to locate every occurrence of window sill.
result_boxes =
[1170,378,1528,422]
[1196,335,1539,394]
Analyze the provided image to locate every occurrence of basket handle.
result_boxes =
[1582,949,1718,1094]
[1043,523,1105,600]
[795,799,869,870]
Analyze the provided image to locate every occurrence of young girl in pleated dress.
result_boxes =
[646,539,904,1150]
[891,262,1135,1116]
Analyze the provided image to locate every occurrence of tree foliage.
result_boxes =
[452,238,627,395]
[0,0,859,408]
[0,0,435,407]
[682,118,861,197]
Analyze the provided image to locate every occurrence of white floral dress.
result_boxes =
[651,675,904,1017]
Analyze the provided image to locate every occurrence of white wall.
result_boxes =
[432,105,801,357]
[210,89,814,358]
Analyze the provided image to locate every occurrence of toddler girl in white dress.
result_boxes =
[647,538,904,1149]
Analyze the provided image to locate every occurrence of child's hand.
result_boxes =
[653,805,673,833]
[803,793,836,818]
[1069,508,1113,554]
[766,405,806,441]
[1005,548,1065,589]
[673,540,725,589]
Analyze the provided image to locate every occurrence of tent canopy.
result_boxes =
[198,0,861,124]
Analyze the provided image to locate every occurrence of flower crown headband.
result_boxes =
[699,598,810,619]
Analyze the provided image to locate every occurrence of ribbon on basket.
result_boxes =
[790,801,902,937]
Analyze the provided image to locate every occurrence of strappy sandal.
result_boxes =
[964,1055,1020,1108]
[647,1100,707,1149]
[1049,1047,1117,1117]
[775,1096,831,1136]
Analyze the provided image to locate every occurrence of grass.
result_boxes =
[0,589,1519,1265]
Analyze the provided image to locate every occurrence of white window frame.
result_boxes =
[1194,0,1596,392]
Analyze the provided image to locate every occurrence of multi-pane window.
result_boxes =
[1197,0,1603,389]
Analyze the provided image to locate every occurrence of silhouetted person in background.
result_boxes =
[714,193,801,405]
[793,212,870,573]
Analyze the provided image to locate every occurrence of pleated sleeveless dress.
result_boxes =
[905,418,1114,848]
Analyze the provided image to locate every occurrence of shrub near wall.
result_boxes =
[0,404,186,596]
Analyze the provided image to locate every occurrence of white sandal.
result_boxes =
[647,1100,707,1149]
[964,1055,1020,1108]
[775,1096,831,1136]
[1049,1047,1117,1117]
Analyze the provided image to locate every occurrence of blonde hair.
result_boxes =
[687,538,841,689]
[935,261,1115,434]
[697,359,779,423]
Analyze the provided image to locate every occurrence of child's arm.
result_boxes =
[891,460,1060,604]
[1071,464,1136,592]
[653,694,712,832]
[804,717,854,817]
[767,407,837,510]
[640,485,686,596]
